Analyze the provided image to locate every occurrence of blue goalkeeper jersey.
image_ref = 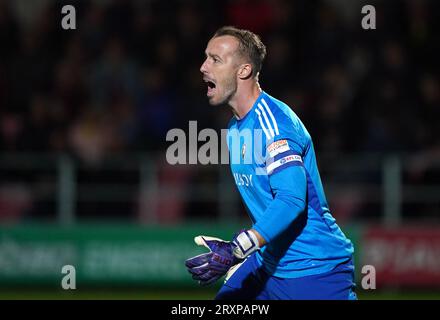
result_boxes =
[226,91,354,278]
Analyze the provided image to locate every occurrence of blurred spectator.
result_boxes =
[0,184,33,223]
[68,107,119,166]
[0,0,439,222]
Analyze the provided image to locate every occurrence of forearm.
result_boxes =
[233,166,306,259]
[250,228,267,247]
[253,193,305,244]
[253,165,307,244]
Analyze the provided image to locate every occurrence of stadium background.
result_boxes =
[0,0,439,299]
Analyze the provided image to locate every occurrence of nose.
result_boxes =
[200,59,208,74]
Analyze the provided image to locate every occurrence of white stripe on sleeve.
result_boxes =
[257,104,275,137]
[255,109,272,140]
[261,98,279,136]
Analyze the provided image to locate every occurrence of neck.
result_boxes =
[229,82,262,120]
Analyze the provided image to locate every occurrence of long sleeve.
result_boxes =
[253,164,307,243]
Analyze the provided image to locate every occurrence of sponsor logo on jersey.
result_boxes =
[267,140,290,157]
[233,173,253,187]
[266,154,303,174]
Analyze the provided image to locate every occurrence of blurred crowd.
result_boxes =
[0,0,439,222]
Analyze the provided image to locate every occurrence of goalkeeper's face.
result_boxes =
[200,35,242,106]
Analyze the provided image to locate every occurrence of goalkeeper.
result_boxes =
[185,26,357,300]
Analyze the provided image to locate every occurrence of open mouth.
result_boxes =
[204,78,216,97]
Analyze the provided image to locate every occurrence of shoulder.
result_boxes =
[255,92,310,147]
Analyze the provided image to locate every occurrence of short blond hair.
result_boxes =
[213,26,267,78]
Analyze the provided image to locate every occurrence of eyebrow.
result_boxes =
[206,52,223,62]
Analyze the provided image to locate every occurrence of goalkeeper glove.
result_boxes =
[185,230,260,286]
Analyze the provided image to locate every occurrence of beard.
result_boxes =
[209,76,237,106]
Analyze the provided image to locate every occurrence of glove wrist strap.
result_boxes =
[232,230,260,259]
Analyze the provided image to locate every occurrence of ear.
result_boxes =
[237,63,253,80]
